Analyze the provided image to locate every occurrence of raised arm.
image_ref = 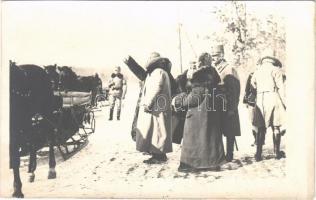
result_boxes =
[123,56,147,81]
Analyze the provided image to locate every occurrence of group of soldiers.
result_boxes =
[105,44,286,171]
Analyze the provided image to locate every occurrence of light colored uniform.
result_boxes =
[251,62,286,129]
[108,74,126,110]
[136,68,172,154]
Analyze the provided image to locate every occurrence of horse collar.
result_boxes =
[11,88,30,97]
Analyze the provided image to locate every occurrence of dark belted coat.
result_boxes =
[214,60,241,137]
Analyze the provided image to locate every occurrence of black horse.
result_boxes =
[44,64,60,90]
[77,75,102,105]
[58,66,102,106]
[10,61,62,198]
[57,66,78,91]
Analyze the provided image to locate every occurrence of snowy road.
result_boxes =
[0,84,286,198]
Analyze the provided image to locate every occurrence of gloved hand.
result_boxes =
[143,105,151,113]
[123,55,132,65]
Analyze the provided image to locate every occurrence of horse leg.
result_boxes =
[27,145,37,183]
[11,142,24,198]
[48,142,57,179]
[13,166,24,198]
[12,147,24,198]
[83,112,90,124]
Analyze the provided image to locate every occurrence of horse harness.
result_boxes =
[11,88,31,98]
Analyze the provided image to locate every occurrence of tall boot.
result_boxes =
[109,108,114,121]
[252,130,257,146]
[275,132,286,159]
[255,129,264,161]
[226,136,234,162]
[262,130,266,145]
[117,109,121,120]
[272,131,276,154]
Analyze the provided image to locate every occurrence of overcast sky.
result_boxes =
[2,1,288,77]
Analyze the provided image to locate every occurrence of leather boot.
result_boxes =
[262,130,266,145]
[143,153,167,164]
[117,109,121,120]
[109,108,114,121]
[275,132,286,159]
[255,129,264,161]
[252,130,257,146]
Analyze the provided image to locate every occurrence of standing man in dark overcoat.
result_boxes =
[211,44,241,162]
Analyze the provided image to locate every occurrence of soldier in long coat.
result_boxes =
[124,53,173,164]
[211,45,241,162]
[251,55,286,161]
[172,53,226,172]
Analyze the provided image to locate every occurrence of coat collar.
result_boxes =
[214,59,228,74]
[145,57,171,74]
[111,73,123,79]
[11,88,31,98]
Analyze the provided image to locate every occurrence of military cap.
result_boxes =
[211,44,224,55]
[149,52,161,60]
[261,56,282,68]
[260,49,282,68]
[114,66,121,72]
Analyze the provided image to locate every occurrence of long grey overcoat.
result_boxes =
[135,66,172,154]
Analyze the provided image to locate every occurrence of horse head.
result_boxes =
[44,64,57,73]
[10,61,28,97]
[44,64,59,90]
[10,60,16,68]
[57,66,78,91]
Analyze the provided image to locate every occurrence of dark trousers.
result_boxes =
[226,135,235,156]
[255,127,266,161]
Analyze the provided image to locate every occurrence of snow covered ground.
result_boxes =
[0,83,286,198]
